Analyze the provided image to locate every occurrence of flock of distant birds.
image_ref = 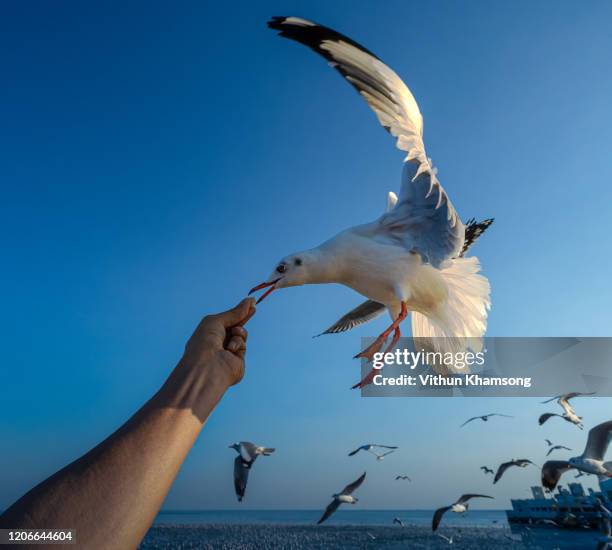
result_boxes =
[229,391,612,546]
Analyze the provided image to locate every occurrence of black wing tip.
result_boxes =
[267,16,288,30]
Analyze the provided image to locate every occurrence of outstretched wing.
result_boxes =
[316,300,386,336]
[457,494,494,504]
[317,499,341,524]
[432,506,452,531]
[460,417,479,427]
[267,16,464,267]
[494,462,511,484]
[341,472,367,495]
[460,218,494,257]
[541,460,573,490]
[583,421,612,460]
[539,413,559,426]
[233,456,251,502]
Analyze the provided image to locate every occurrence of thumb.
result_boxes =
[217,297,256,328]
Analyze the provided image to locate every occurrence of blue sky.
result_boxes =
[1,0,612,512]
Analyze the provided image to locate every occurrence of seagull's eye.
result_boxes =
[276,264,287,274]
[294,258,302,266]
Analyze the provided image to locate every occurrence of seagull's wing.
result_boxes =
[494,462,512,484]
[545,439,553,446]
[233,456,250,502]
[460,417,478,427]
[488,414,514,418]
[546,448,555,457]
[239,441,258,462]
[372,444,399,450]
[539,413,559,426]
[460,218,494,257]
[341,471,367,495]
[583,421,612,460]
[317,498,341,524]
[267,16,463,267]
[432,506,452,531]
[559,392,594,414]
[541,460,573,490]
[349,445,366,456]
[457,494,494,504]
[378,450,396,458]
[316,300,386,336]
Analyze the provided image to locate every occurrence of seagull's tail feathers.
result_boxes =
[411,256,490,375]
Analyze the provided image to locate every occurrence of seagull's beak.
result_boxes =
[248,278,281,304]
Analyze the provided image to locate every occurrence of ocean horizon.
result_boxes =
[154,509,507,527]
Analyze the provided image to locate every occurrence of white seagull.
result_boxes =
[317,472,366,524]
[541,421,612,490]
[229,441,275,502]
[493,459,535,484]
[460,413,513,427]
[432,494,493,531]
[348,444,398,460]
[253,17,493,389]
[539,392,595,430]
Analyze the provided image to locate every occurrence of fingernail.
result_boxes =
[228,341,238,352]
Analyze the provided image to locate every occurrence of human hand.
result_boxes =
[181,298,256,388]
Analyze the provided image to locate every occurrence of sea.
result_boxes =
[139,509,600,549]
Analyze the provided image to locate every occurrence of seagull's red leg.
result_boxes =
[351,326,402,390]
[354,303,407,361]
[352,303,408,390]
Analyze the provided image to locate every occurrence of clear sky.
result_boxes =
[2,0,612,512]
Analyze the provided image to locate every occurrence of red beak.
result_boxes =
[248,278,281,304]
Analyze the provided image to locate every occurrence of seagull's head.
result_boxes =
[249,252,319,303]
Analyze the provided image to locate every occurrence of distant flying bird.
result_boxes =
[393,517,405,526]
[541,420,612,490]
[349,444,398,458]
[494,459,535,484]
[438,533,455,544]
[546,445,572,456]
[539,392,595,430]
[317,472,366,524]
[432,494,493,531]
[545,439,554,447]
[253,16,493,389]
[366,532,376,540]
[229,442,275,502]
[395,475,411,481]
[460,413,513,427]
[480,466,494,475]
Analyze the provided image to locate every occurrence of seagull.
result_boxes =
[393,517,405,526]
[432,494,493,531]
[255,17,493,389]
[493,459,535,484]
[541,421,612,490]
[348,444,398,458]
[366,532,376,540]
[546,445,572,456]
[437,533,455,544]
[480,466,494,475]
[317,472,366,524]
[395,475,411,481]
[539,392,595,430]
[545,439,554,447]
[460,413,513,427]
[229,441,275,502]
